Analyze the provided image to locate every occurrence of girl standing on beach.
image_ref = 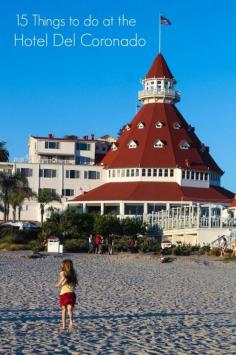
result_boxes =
[55,259,78,332]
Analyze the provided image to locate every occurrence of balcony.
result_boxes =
[40,158,75,165]
[138,89,180,103]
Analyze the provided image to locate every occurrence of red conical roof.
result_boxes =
[101,103,223,174]
[146,53,174,79]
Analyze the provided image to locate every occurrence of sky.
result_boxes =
[0,0,236,191]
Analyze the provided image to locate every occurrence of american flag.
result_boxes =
[160,16,171,25]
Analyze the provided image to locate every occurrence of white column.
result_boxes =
[82,203,86,213]
[144,203,148,215]
[101,203,104,215]
[120,202,125,217]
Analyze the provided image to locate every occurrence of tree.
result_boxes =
[37,189,61,225]
[8,188,36,222]
[94,214,122,236]
[0,172,28,223]
[0,141,9,162]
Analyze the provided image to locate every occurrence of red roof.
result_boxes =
[71,182,234,204]
[102,103,223,174]
[146,53,174,79]
[229,196,236,208]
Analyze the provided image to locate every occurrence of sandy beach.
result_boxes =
[0,251,236,354]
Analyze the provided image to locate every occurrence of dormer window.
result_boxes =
[179,141,190,150]
[187,125,195,132]
[154,139,165,149]
[155,121,163,128]
[137,122,145,129]
[128,140,138,149]
[111,143,118,151]
[200,144,206,153]
[125,124,131,131]
[173,122,181,129]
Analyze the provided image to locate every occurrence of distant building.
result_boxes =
[0,134,112,221]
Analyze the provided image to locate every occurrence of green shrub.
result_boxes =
[64,238,88,252]
[114,237,130,252]
[208,247,221,256]
[172,243,192,256]
[0,242,31,251]
[30,240,45,254]
[138,238,161,253]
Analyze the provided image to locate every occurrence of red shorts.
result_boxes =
[59,292,76,307]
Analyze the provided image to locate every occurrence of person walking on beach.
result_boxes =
[55,259,78,332]
[232,239,236,257]
[220,236,227,257]
[95,233,101,254]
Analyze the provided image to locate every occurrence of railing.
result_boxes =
[138,89,180,100]
[40,159,75,165]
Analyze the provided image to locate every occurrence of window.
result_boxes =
[112,170,116,177]
[66,170,80,179]
[159,169,163,177]
[196,172,200,180]
[125,124,131,131]
[136,169,139,176]
[148,169,152,177]
[137,122,145,129]
[191,171,195,180]
[153,169,157,177]
[84,171,100,179]
[182,170,186,179]
[121,169,125,177]
[39,169,56,178]
[77,156,92,165]
[76,143,91,151]
[164,169,168,177]
[62,189,74,197]
[126,169,130,177]
[142,169,146,177]
[154,139,165,148]
[17,168,33,177]
[186,171,190,179]
[117,169,121,177]
[200,172,204,180]
[170,169,174,177]
[128,140,138,149]
[39,188,56,194]
[131,169,135,177]
[204,173,208,181]
[179,141,190,150]
[45,141,59,149]
[109,170,111,178]
[157,81,162,89]
[155,121,163,128]
[173,122,181,129]
[111,143,117,151]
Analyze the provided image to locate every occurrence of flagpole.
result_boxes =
[158,13,161,53]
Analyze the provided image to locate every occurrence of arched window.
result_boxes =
[173,122,181,129]
[137,122,145,129]
[179,141,190,150]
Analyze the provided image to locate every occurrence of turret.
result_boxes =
[138,53,180,104]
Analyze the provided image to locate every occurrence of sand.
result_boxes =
[0,251,236,354]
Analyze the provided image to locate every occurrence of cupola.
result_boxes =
[138,53,180,105]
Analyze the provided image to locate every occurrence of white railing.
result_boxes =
[138,89,180,100]
[40,159,75,165]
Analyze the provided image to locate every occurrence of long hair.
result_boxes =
[61,259,78,286]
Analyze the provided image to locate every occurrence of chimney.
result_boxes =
[48,133,54,139]
[91,133,94,140]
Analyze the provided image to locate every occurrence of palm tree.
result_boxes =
[0,172,29,222]
[8,188,36,222]
[0,141,9,162]
[37,189,61,226]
